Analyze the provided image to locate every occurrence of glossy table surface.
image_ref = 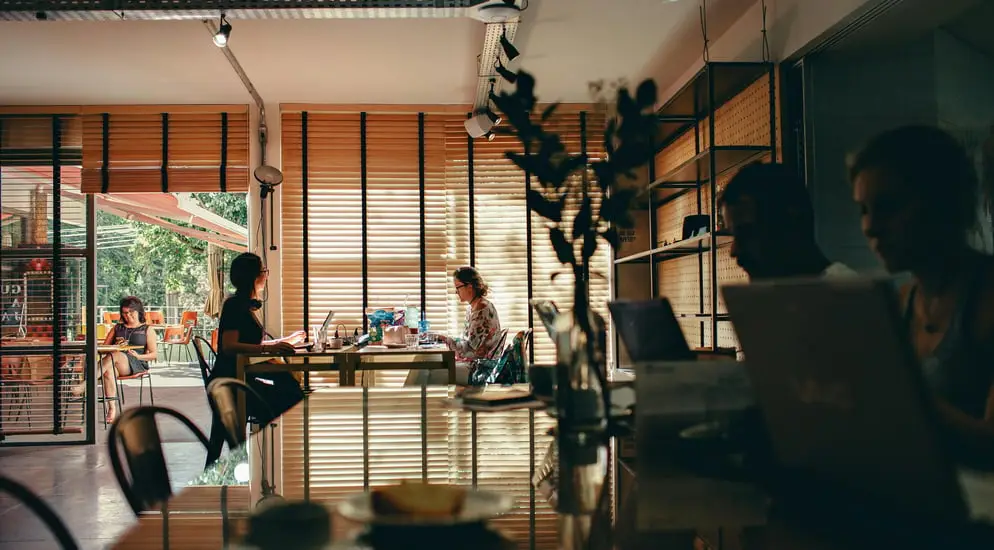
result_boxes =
[108,384,994,550]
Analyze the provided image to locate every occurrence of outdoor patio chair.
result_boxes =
[114,361,154,409]
[180,310,198,328]
[107,405,210,515]
[145,311,164,326]
[161,325,194,365]
[0,476,79,549]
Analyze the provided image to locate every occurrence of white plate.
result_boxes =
[338,488,513,526]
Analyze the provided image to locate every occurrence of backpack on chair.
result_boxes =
[468,329,531,386]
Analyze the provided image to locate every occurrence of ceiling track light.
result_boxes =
[213,13,232,48]
[495,59,517,84]
[499,27,519,61]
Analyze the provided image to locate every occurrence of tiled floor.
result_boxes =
[0,357,214,550]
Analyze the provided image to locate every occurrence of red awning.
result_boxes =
[4,166,247,252]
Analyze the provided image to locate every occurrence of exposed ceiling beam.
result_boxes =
[0,0,491,21]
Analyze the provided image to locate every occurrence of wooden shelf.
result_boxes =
[649,145,772,204]
[614,232,732,265]
[656,62,773,147]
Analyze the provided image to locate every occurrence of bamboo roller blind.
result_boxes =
[80,106,250,193]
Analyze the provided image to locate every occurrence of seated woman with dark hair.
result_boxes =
[85,296,158,423]
[851,125,994,463]
[210,252,304,424]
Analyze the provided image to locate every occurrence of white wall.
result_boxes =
[648,0,882,104]
[934,30,994,253]
[245,102,285,336]
[804,37,939,272]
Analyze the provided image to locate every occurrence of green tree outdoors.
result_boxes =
[96,193,248,317]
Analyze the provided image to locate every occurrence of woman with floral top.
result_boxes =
[405,266,503,386]
[442,266,503,363]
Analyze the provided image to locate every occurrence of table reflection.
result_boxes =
[111,386,560,549]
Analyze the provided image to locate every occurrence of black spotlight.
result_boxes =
[486,109,501,126]
[213,14,232,48]
[499,30,519,61]
[495,60,517,84]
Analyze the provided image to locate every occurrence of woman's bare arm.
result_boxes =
[103,327,116,346]
[222,329,294,355]
[131,328,158,361]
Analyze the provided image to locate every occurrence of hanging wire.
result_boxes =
[761,0,771,62]
[699,0,710,63]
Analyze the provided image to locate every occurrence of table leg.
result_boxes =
[444,351,456,385]
[340,353,356,387]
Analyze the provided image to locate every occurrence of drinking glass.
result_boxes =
[311,325,324,352]
[405,334,418,349]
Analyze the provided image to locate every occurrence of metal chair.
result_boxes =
[192,337,227,468]
[0,476,79,550]
[191,336,215,386]
[206,378,278,499]
[107,405,210,515]
[113,362,154,408]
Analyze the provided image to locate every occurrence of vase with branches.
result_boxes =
[491,71,658,405]
[491,71,658,544]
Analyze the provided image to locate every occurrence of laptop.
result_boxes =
[608,299,695,362]
[293,310,336,350]
[721,277,993,524]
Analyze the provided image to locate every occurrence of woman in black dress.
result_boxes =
[211,252,304,425]
[101,296,158,423]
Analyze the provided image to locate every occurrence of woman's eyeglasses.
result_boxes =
[454,283,469,290]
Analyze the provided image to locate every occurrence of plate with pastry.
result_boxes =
[338,481,512,526]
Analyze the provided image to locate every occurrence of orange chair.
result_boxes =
[162,326,194,364]
[145,312,164,326]
[103,312,120,325]
[210,328,218,351]
[180,311,198,328]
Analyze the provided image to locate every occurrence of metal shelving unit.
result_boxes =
[613,61,777,358]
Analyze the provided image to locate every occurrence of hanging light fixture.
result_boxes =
[499,27,519,61]
[212,13,232,47]
[495,59,517,84]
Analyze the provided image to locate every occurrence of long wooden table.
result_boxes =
[235,345,456,388]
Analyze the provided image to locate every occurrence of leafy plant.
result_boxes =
[490,71,658,386]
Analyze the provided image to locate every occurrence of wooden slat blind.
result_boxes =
[527,111,612,365]
[472,125,531,356]
[0,116,82,164]
[281,112,467,384]
[80,107,249,193]
[281,108,611,367]
[443,117,472,339]
[281,113,362,386]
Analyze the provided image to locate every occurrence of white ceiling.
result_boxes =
[0,0,740,106]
